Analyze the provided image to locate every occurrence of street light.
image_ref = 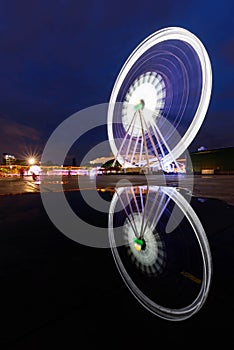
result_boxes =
[28,157,36,165]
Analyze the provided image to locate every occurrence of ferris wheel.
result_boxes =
[107,27,212,171]
[108,185,212,320]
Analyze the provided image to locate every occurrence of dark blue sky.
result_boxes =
[0,0,233,162]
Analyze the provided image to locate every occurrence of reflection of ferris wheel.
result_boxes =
[107,27,212,171]
[108,185,212,321]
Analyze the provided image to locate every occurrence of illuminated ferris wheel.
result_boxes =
[107,27,212,171]
[108,185,212,320]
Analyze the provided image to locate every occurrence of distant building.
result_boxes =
[89,155,114,166]
[89,148,234,175]
[2,153,16,165]
[189,147,234,174]
[197,146,207,152]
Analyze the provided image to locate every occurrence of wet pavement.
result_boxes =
[1,174,234,205]
[0,175,234,347]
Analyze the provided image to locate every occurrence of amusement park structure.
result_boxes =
[107,27,212,174]
[107,27,213,321]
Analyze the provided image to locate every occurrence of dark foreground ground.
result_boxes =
[0,175,234,347]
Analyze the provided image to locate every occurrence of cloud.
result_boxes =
[0,114,42,157]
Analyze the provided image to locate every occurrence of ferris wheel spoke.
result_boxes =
[149,118,166,159]
[139,110,151,170]
[139,186,150,238]
[139,186,145,212]
[139,130,144,165]
[140,111,162,167]
[130,129,141,164]
[113,111,138,167]
[141,188,160,237]
[124,124,135,165]
[147,191,166,233]
[124,189,139,236]
[130,187,141,215]
[116,190,139,238]
[149,193,170,233]
[150,118,182,171]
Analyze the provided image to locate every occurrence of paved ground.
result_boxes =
[0,174,233,347]
[1,174,234,205]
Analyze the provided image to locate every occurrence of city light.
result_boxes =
[20,146,41,167]
[28,157,36,165]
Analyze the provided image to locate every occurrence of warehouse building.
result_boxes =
[188,147,234,175]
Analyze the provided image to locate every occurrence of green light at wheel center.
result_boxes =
[134,102,143,111]
[134,238,144,246]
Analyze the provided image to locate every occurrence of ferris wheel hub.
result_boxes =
[134,238,146,251]
[134,99,145,111]
[122,73,165,137]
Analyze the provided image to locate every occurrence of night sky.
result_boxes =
[0,0,233,164]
